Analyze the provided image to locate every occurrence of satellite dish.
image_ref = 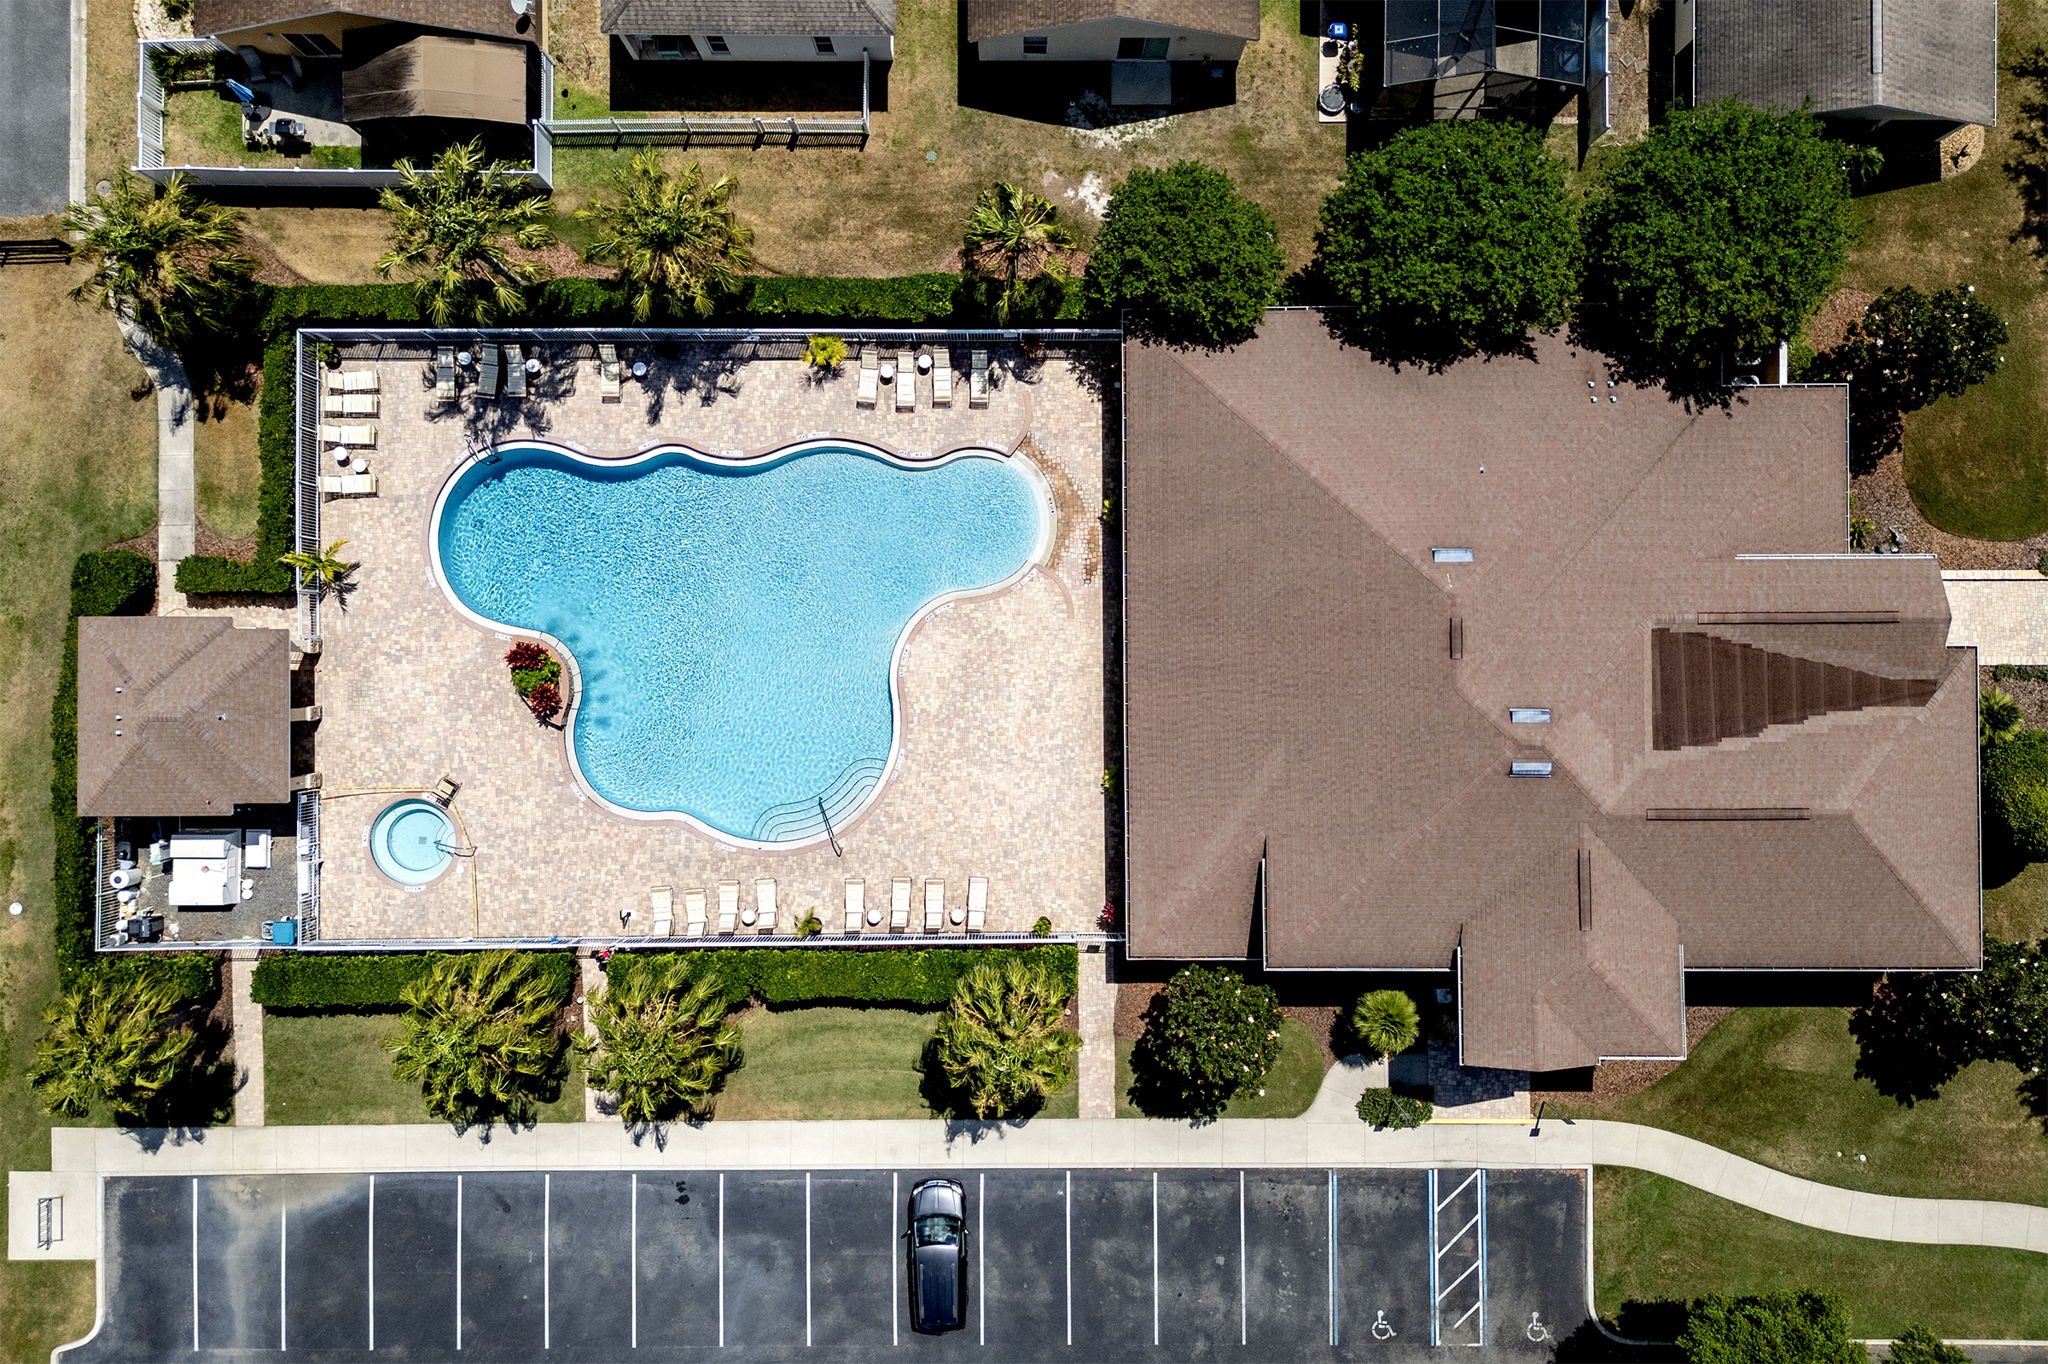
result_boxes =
[510,0,533,14]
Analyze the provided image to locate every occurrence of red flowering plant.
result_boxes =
[526,682,563,722]
[505,641,562,705]
[504,641,547,670]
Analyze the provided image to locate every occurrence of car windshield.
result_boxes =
[913,1213,961,1247]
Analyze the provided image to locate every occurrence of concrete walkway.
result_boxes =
[225,951,262,1128]
[39,1116,2048,1255]
[1944,570,2048,665]
[115,315,194,614]
[1074,944,1114,1117]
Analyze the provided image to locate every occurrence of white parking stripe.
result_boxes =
[543,1173,552,1350]
[804,1173,812,1349]
[456,1176,464,1352]
[1151,1171,1160,1347]
[1438,1213,1481,1255]
[1437,1259,1480,1301]
[891,1173,899,1348]
[367,1176,376,1352]
[1063,1170,1072,1347]
[630,1175,638,1350]
[717,1172,725,1349]
[977,1173,986,1348]
[1426,1170,1440,1349]
[1327,1172,1340,1347]
[1238,1171,1247,1347]
[280,1205,288,1351]
[1437,1170,1480,1211]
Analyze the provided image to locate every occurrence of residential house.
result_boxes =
[601,0,896,63]
[965,0,1258,63]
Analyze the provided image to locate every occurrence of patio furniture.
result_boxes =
[290,705,322,723]
[290,772,322,792]
[844,878,865,931]
[684,888,707,937]
[599,344,623,401]
[351,456,369,474]
[320,473,377,496]
[932,350,953,407]
[168,834,229,861]
[432,776,459,805]
[334,448,353,467]
[107,867,137,890]
[435,347,457,404]
[917,351,933,373]
[632,360,648,380]
[506,345,527,398]
[327,370,378,393]
[755,878,777,932]
[650,885,674,936]
[969,350,990,408]
[890,876,911,930]
[896,351,917,412]
[169,844,243,907]
[967,877,987,931]
[242,830,273,870]
[856,347,879,408]
[924,879,945,931]
[321,424,376,448]
[322,393,378,417]
[478,344,501,399]
[717,880,740,934]
[240,878,254,902]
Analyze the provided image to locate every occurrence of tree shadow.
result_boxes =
[1550,1301,1689,1360]
[1567,306,1737,412]
[1847,972,1971,1105]
[2005,45,2048,262]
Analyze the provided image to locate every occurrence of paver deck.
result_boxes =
[1944,569,2048,665]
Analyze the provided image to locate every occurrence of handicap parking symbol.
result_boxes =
[1526,1312,1550,1343]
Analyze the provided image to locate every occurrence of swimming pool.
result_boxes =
[432,440,1047,845]
[370,798,455,884]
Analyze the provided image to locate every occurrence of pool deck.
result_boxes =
[308,342,1111,941]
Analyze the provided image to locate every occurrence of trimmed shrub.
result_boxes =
[1985,728,2048,860]
[1350,989,1421,1059]
[743,273,963,324]
[1130,964,1284,1119]
[603,945,1078,1011]
[251,951,578,1011]
[1676,1290,1864,1364]
[1356,1087,1431,1130]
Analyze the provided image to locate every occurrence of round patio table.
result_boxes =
[866,907,882,926]
[525,358,541,374]
[631,361,648,379]
[879,362,896,383]
[334,449,352,466]
[456,350,473,367]
[917,353,932,373]
[740,906,757,927]
[351,457,369,474]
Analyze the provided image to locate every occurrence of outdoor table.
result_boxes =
[457,350,474,367]
[351,456,369,474]
[917,353,933,373]
[740,906,758,927]
[879,362,897,383]
[631,360,648,379]
[525,358,541,374]
[867,907,882,926]
[334,448,353,466]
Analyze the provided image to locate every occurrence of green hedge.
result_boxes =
[605,944,1079,1010]
[251,950,580,1010]
[743,274,963,323]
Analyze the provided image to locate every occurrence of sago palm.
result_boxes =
[962,182,1077,324]
[63,173,255,347]
[27,971,199,1122]
[387,950,567,1122]
[931,957,1080,1118]
[376,141,554,326]
[1982,686,2025,747]
[279,538,351,586]
[1350,989,1421,1059]
[581,958,740,1124]
[576,153,756,321]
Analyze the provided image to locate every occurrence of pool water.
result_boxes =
[370,798,455,884]
[434,442,1045,843]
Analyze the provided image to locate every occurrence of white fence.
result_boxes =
[538,49,870,149]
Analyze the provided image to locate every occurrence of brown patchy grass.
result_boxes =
[86,0,138,189]
[194,389,262,538]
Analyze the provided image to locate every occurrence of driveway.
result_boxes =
[63,1167,1590,1362]
[0,0,72,217]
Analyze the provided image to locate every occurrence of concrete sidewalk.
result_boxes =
[40,1116,2048,1256]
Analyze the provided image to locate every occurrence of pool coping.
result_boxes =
[421,434,1058,853]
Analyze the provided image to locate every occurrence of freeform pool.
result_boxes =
[433,441,1047,844]
[369,798,455,884]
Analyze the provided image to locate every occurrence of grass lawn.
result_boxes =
[1555,1008,2048,1207]
[265,1011,585,1125]
[1987,857,2048,943]
[1844,0,2048,539]
[1114,1017,1328,1119]
[194,394,261,539]
[711,1005,1078,1120]
[1594,1168,2048,1340]
[0,241,161,1363]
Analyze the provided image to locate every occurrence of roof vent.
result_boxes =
[1508,708,1552,724]
[1431,547,1473,564]
[1510,761,1553,777]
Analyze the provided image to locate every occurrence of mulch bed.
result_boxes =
[194,518,257,561]
[1986,662,2048,727]
[1808,286,1876,354]
[1527,1006,1734,1108]
[1852,449,2048,569]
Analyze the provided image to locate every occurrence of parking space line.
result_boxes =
[456,1175,464,1352]
[1427,1170,1439,1349]
[1454,1300,1482,1329]
[367,1177,376,1352]
[1437,1171,1480,1211]
[891,1173,899,1349]
[1328,1172,1340,1347]
[1477,1169,1489,1346]
[717,1171,725,1349]
[1151,1171,1160,1348]
[630,1175,638,1350]
[1063,1170,1072,1348]
[1238,1171,1247,1348]
[544,1173,552,1351]
[280,1205,288,1351]
[805,1172,813,1349]
[977,1172,986,1348]
[1438,1260,1480,1301]
[1438,1214,1480,1253]
[190,1178,199,1353]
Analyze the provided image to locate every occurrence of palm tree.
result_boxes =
[376,141,555,326]
[279,538,351,587]
[1349,989,1421,1060]
[27,972,199,1122]
[961,182,1077,324]
[581,958,740,1124]
[931,957,1080,1118]
[62,173,255,347]
[387,950,567,1123]
[576,153,756,321]
[1982,686,2025,747]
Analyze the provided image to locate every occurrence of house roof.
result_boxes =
[193,1,541,43]
[1122,311,1981,1073]
[1694,0,1995,125]
[600,0,895,35]
[76,617,291,818]
[343,31,531,124]
[965,1,1259,44]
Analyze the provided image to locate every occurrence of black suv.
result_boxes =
[907,1178,968,1333]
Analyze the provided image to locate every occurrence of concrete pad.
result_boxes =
[1799,1182,1857,1235]
[1931,1198,1987,1246]
[1844,1194,1896,1242]
[8,1171,98,1260]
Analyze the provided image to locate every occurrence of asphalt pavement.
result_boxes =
[0,0,72,217]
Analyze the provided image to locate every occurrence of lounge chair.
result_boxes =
[599,344,622,402]
[844,878,865,932]
[717,879,740,934]
[319,473,377,497]
[856,346,879,409]
[684,888,707,937]
[754,878,777,932]
[435,347,456,405]
[967,877,987,932]
[320,424,376,448]
[327,370,378,393]
[890,875,911,930]
[650,885,674,937]
[924,879,945,931]
[931,350,953,407]
[243,830,273,870]
[478,344,501,400]
[506,344,527,398]
[322,392,378,416]
[432,776,459,805]
[896,351,917,412]
[969,349,990,408]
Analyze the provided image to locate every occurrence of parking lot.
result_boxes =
[64,1167,1588,1362]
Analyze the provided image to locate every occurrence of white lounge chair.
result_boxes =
[684,887,707,937]
[478,344,501,399]
[924,879,945,931]
[896,351,917,412]
[319,473,377,497]
[327,370,378,393]
[599,344,622,402]
[844,878,865,932]
[969,349,990,408]
[856,346,879,408]
[321,424,376,448]
[755,878,778,932]
[967,877,987,932]
[242,830,273,870]
[890,876,911,930]
[650,885,674,937]
[931,350,953,407]
[506,344,527,398]
[322,392,378,416]
[717,879,740,934]
[435,346,456,405]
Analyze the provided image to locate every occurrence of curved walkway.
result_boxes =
[30,1114,2048,1258]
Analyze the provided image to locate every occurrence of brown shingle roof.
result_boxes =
[1694,0,1995,126]
[966,0,1259,43]
[600,0,895,34]
[193,1,541,44]
[1123,311,1980,1072]
[76,617,291,818]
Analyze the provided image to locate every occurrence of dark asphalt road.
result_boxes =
[0,0,71,217]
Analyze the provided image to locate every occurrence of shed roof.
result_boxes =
[600,0,895,34]
[342,30,530,124]
[76,616,291,818]
[1694,0,1995,125]
[193,0,540,44]
[965,0,1259,43]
